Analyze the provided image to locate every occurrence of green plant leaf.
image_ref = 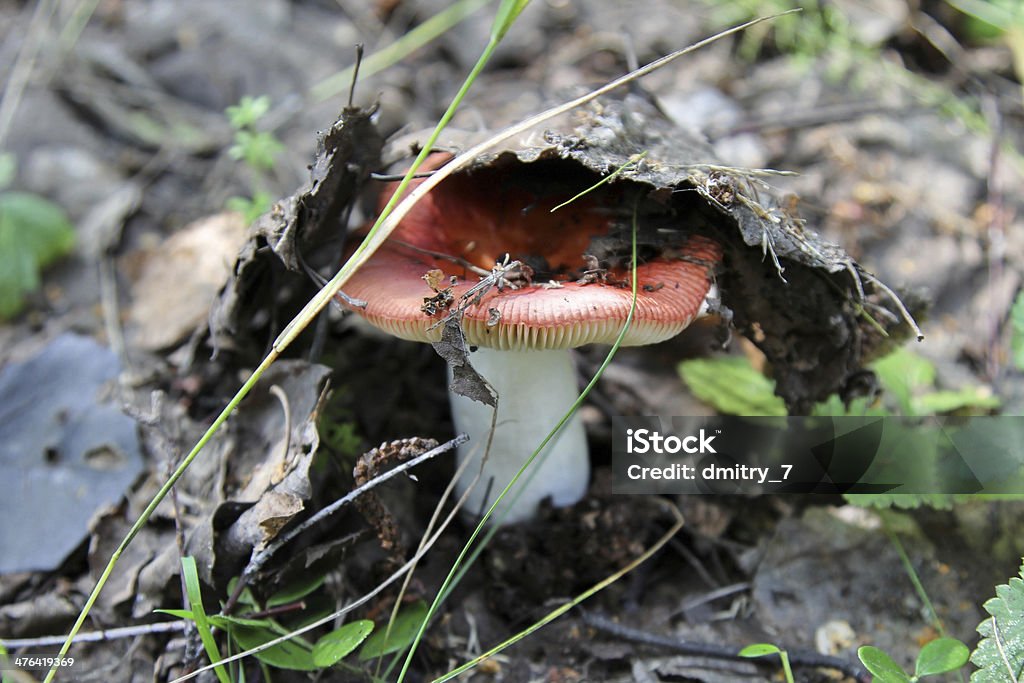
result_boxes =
[360,601,429,660]
[226,576,259,610]
[226,95,271,129]
[872,348,935,416]
[181,556,231,683]
[208,614,275,629]
[678,357,787,416]
[231,625,318,671]
[312,620,374,667]
[0,191,75,319]
[739,643,794,682]
[915,637,969,677]
[154,608,195,620]
[229,130,284,171]
[1011,290,1024,371]
[739,643,783,657]
[914,388,1000,415]
[858,645,912,682]
[971,563,1024,682]
[267,574,326,608]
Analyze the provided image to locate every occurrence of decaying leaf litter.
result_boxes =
[1,0,1022,681]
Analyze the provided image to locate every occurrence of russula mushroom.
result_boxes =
[343,153,721,524]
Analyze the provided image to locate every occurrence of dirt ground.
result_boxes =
[1,0,1023,682]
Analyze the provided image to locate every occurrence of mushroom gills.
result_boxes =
[448,347,589,525]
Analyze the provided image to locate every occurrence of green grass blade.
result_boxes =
[310,0,491,102]
[182,557,231,683]
[550,151,647,213]
[490,0,531,41]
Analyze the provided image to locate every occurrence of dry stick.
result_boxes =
[2,622,187,650]
[171,450,482,683]
[0,0,57,148]
[389,238,492,278]
[222,434,467,613]
[580,612,869,682]
[705,103,926,141]
[46,13,799,681]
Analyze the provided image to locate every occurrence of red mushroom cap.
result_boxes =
[343,154,722,350]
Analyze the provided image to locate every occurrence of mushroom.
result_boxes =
[342,154,721,524]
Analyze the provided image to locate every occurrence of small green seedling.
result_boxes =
[0,153,75,320]
[858,638,970,682]
[224,95,284,224]
[739,643,795,683]
[158,563,376,677]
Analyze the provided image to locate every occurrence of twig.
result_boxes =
[706,103,926,141]
[268,385,292,466]
[0,0,57,148]
[390,238,491,278]
[1,621,186,649]
[859,270,924,342]
[223,434,467,613]
[371,171,436,181]
[296,248,367,309]
[580,612,868,682]
[678,582,751,614]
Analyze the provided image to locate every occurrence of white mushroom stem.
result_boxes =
[448,348,589,525]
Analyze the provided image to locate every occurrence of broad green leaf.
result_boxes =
[915,637,969,677]
[312,620,375,667]
[0,192,75,264]
[858,645,911,682]
[0,192,75,319]
[739,643,782,657]
[873,348,935,416]
[914,388,1000,415]
[181,557,231,683]
[267,574,326,608]
[360,602,429,660]
[678,357,786,416]
[971,563,1024,682]
[231,625,318,671]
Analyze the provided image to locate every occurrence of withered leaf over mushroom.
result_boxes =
[211,93,921,526]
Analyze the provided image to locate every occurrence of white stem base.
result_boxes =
[448,348,589,525]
